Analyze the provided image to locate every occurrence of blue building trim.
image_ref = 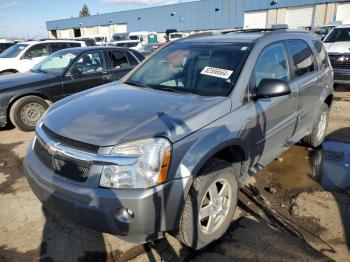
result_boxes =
[46,0,348,32]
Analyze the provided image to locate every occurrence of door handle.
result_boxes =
[102,74,112,80]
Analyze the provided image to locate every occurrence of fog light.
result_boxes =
[116,208,134,222]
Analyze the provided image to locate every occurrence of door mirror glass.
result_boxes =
[256,79,291,99]
[23,52,32,60]
[71,66,83,77]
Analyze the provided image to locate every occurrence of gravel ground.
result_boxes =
[0,87,349,262]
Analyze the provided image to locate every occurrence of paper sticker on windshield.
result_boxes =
[201,66,233,79]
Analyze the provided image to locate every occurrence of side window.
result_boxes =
[50,43,69,53]
[254,42,290,88]
[110,51,132,69]
[24,44,49,59]
[69,43,81,48]
[287,40,315,78]
[72,51,106,75]
[313,40,329,68]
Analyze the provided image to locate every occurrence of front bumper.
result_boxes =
[24,139,191,243]
[333,69,350,84]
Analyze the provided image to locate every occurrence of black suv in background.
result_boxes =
[0,46,144,131]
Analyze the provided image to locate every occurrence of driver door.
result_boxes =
[63,50,112,96]
[247,42,298,166]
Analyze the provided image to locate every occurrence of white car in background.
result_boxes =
[323,24,350,84]
[0,40,86,76]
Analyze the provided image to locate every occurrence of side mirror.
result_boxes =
[256,79,291,99]
[68,67,83,78]
[22,52,32,60]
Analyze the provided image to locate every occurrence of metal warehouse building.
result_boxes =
[46,0,350,39]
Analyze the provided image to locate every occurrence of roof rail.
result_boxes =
[221,24,288,34]
[185,31,221,38]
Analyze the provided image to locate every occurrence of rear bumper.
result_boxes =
[24,139,191,243]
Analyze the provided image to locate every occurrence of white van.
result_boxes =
[0,40,86,76]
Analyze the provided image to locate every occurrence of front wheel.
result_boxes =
[303,103,329,148]
[9,96,50,132]
[175,158,239,250]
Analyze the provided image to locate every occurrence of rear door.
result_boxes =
[63,50,112,96]
[108,50,139,80]
[286,40,320,138]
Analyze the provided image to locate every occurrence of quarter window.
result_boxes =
[254,43,290,88]
[287,40,315,78]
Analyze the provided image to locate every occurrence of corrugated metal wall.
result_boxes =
[46,0,348,32]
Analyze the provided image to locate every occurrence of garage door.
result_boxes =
[286,6,314,29]
[99,26,110,35]
[244,11,267,28]
[336,2,350,22]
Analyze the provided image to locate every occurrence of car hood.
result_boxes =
[44,83,231,146]
[0,58,18,71]
[324,42,350,54]
[0,72,56,92]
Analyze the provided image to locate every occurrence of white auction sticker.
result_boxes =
[200,66,233,79]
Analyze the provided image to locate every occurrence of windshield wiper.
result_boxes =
[147,85,188,94]
[124,80,145,87]
[31,69,47,74]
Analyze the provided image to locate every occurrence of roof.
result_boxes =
[21,39,85,45]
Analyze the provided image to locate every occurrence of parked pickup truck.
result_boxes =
[24,28,333,249]
[0,46,144,131]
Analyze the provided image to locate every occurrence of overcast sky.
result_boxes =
[0,0,194,39]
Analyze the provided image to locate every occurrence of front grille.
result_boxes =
[329,55,350,70]
[334,73,350,81]
[42,125,99,154]
[34,139,91,182]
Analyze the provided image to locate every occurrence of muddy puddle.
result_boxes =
[263,141,350,194]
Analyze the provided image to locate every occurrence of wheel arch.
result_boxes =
[0,69,19,74]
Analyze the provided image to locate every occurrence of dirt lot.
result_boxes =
[0,86,349,262]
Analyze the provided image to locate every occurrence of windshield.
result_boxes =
[32,50,78,74]
[324,28,350,42]
[0,43,28,58]
[127,42,251,96]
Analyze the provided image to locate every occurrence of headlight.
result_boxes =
[99,138,172,189]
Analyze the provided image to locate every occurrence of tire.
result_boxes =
[9,96,49,132]
[175,158,239,250]
[303,103,329,148]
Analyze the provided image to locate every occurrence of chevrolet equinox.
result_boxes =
[24,28,333,249]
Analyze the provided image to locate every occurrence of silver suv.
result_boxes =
[24,28,333,249]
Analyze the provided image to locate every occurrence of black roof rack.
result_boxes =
[221,24,289,34]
